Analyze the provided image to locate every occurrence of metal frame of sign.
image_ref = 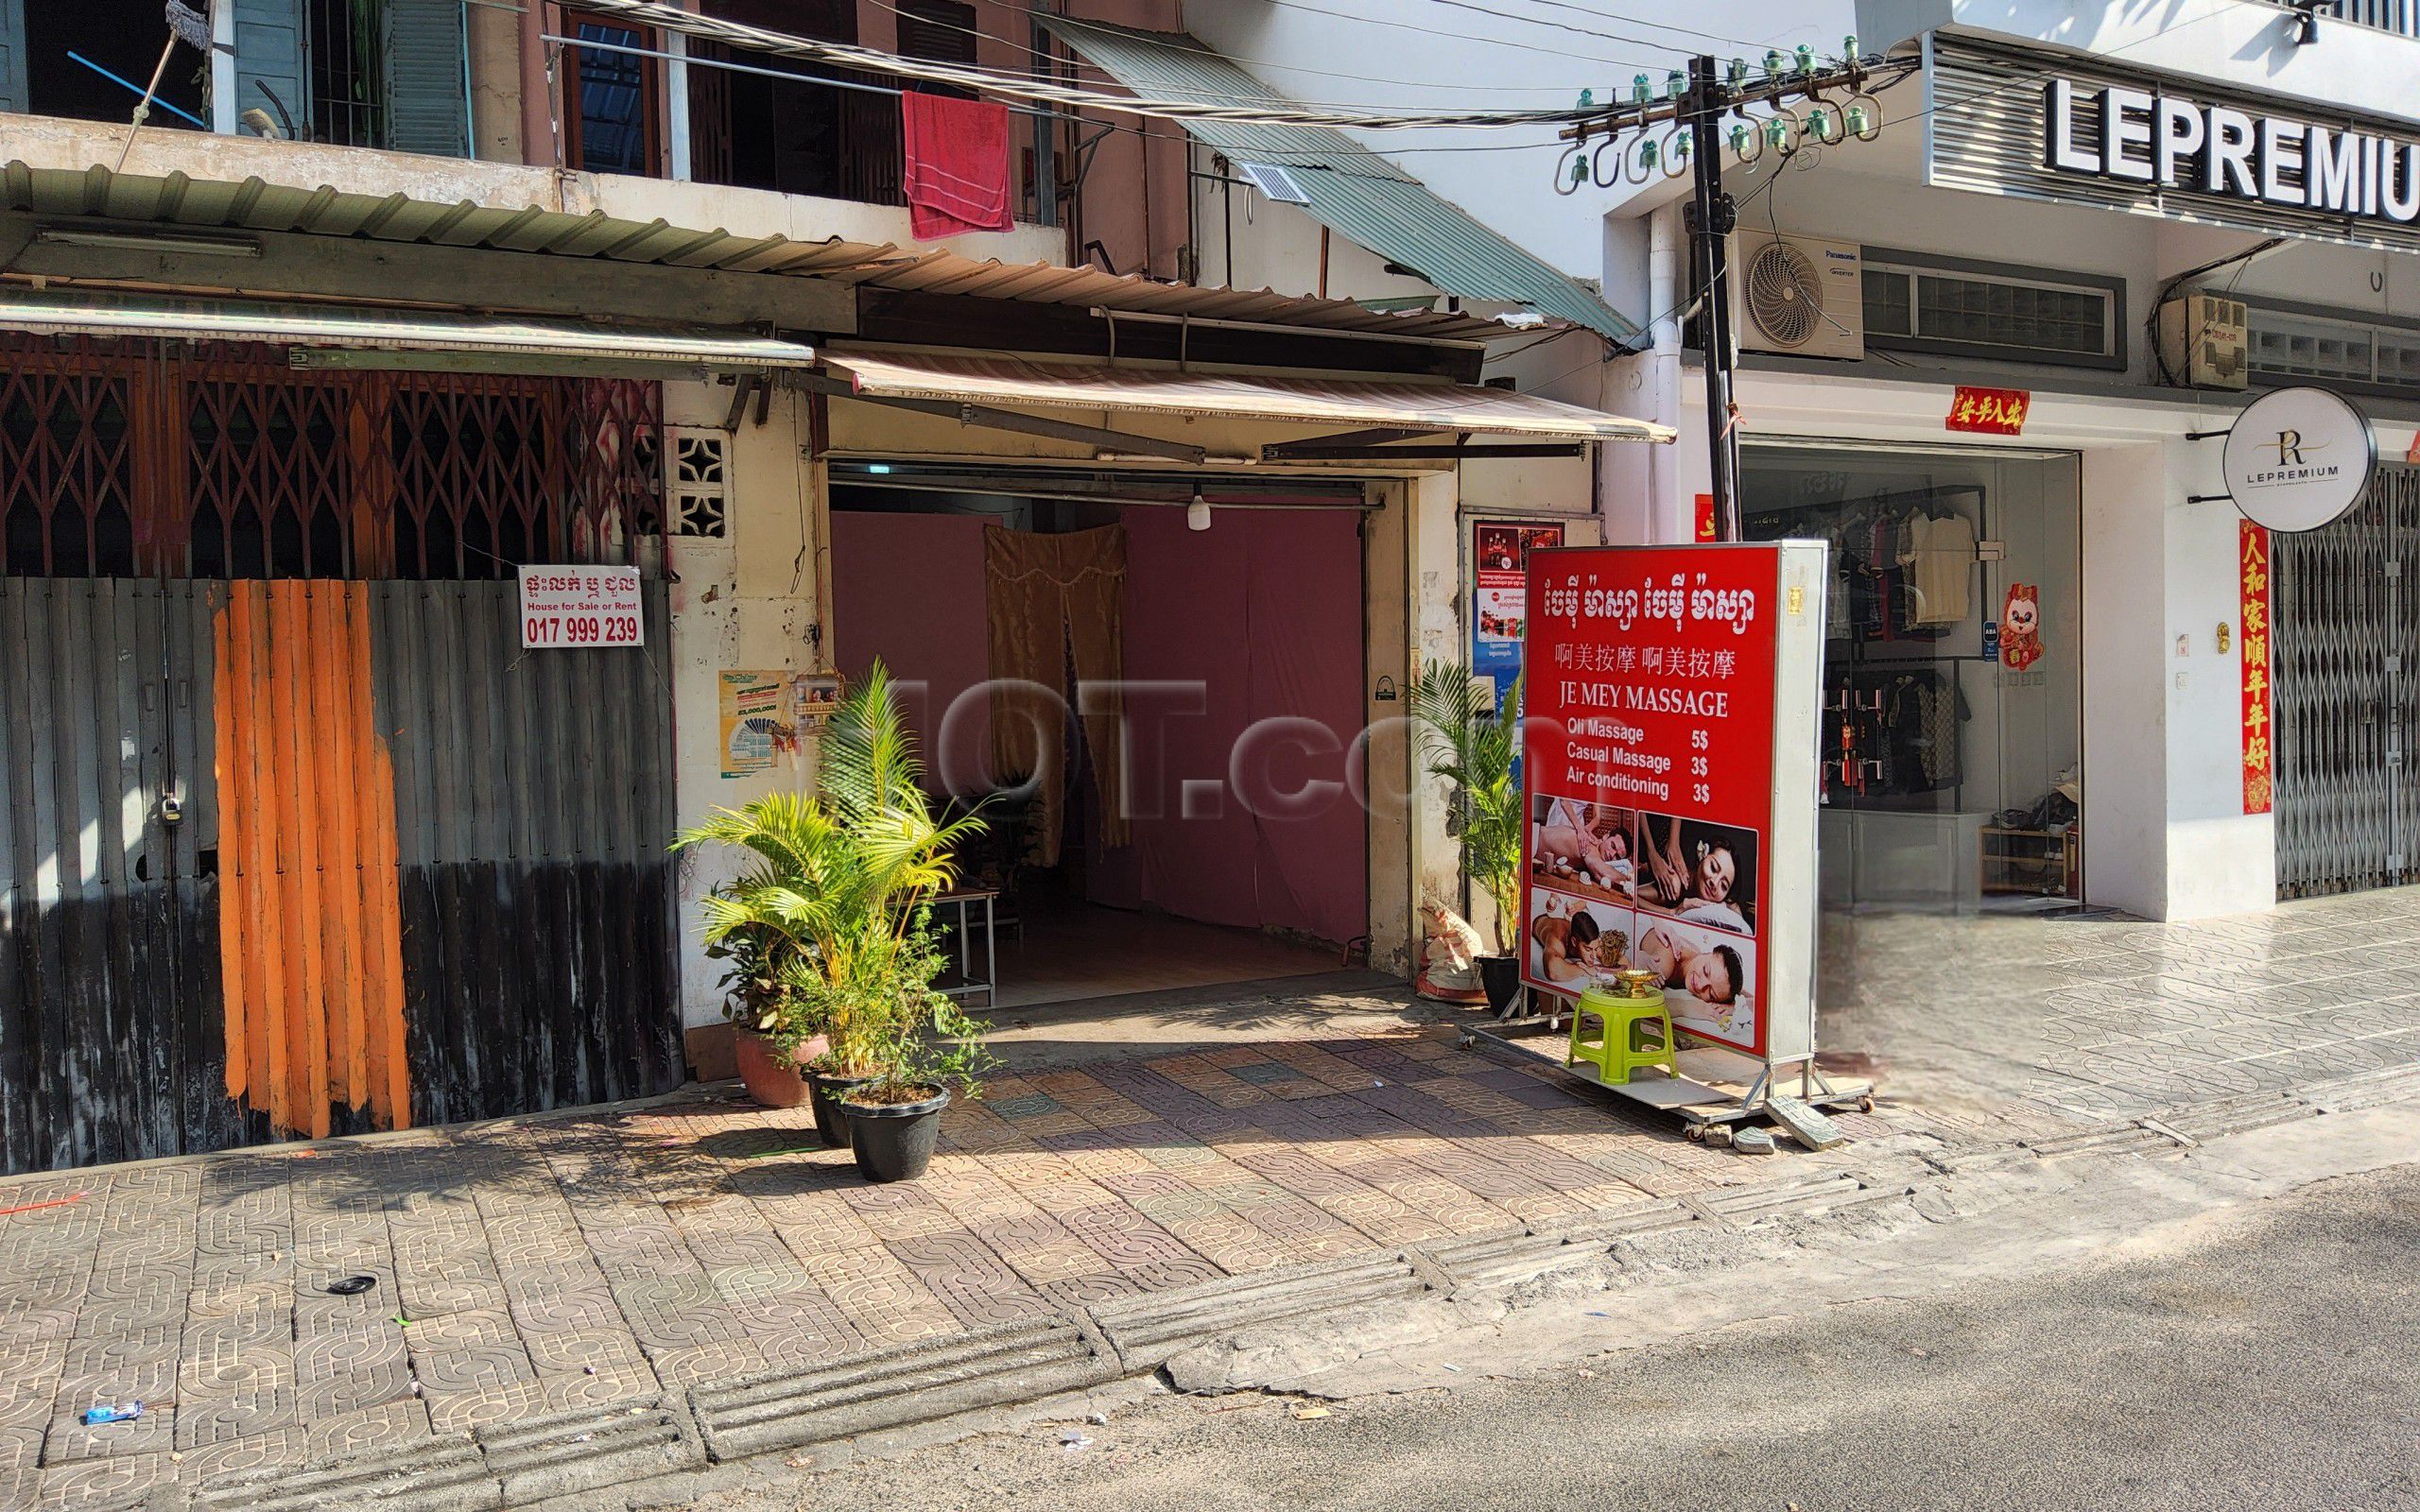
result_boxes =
[1459,541,1855,1130]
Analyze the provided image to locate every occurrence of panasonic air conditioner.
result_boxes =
[2156,291,2248,390]
[1730,232,1864,360]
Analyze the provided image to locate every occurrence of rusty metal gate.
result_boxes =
[0,577,680,1174]
[0,335,684,1176]
[2273,465,2420,899]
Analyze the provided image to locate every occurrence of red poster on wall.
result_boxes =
[2240,521,2273,816]
[1519,544,1815,1057]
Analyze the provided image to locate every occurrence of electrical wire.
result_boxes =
[899,0,1607,96]
[1483,0,1804,53]
[1411,0,1787,60]
[571,0,1606,129]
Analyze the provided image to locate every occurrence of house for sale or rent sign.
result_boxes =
[519,565,645,648]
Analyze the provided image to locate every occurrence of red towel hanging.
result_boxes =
[902,90,1014,239]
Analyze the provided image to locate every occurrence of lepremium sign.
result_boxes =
[1925,43,2420,255]
[2043,78,2420,224]
[2219,387,2376,533]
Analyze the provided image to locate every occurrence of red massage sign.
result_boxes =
[1518,543,1824,1062]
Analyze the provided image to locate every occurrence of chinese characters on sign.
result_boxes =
[2241,521,2273,816]
[1519,547,1780,1055]
[1945,386,2030,436]
[518,565,643,649]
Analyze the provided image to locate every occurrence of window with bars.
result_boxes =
[0,335,665,581]
[1859,252,2123,370]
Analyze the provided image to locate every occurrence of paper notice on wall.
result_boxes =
[719,669,798,778]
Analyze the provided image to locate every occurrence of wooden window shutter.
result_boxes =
[384,0,467,156]
[895,0,977,64]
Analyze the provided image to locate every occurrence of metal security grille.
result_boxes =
[2274,466,2420,898]
[0,334,664,580]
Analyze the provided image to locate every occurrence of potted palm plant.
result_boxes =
[677,662,987,1152]
[1408,661,1526,1014]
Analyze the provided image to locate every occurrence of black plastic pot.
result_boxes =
[1477,954,1524,1015]
[840,1086,951,1183]
[807,1071,872,1148]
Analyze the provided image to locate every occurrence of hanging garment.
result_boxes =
[903,91,1014,239]
[1901,511,1977,627]
[985,524,1129,863]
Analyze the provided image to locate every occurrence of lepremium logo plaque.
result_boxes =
[2221,387,2377,533]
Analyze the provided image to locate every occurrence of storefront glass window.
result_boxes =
[1744,443,2083,916]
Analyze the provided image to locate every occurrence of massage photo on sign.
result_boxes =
[1529,795,1635,904]
[1634,918,1756,1044]
[1525,889,1632,990]
[1632,811,1758,935]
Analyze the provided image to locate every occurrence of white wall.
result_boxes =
[662,382,831,1038]
[1184,1,1850,291]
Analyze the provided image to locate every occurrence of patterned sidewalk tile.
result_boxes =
[12,900,2414,1500]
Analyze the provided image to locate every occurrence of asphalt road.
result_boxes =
[700,1160,2420,1512]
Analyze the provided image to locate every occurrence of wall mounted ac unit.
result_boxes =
[1731,232,1864,360]
[2155,291,2248,389]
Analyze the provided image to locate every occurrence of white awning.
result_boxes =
[0,289,814,371]
[821,350,1674,443]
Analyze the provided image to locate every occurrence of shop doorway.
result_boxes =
[828,462,1374,1012]
[1744,441,2084,917]
[2273,464,2420,899]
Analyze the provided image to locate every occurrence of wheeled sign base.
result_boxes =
[1456,1021,1873,1140]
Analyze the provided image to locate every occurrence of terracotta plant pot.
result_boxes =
[734,1028,827,1109]
[808,1070,873,1149]
[840,1085,950,1183]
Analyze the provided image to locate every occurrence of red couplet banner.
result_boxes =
[1519,544,1787,1056]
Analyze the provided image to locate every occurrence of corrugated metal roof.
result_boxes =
[1038,16,1638,341]
[824,350,1673,442]
[0,147,1521,343]
[0,285,815,367]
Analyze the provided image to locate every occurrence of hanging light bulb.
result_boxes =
[1187,493,1212,532]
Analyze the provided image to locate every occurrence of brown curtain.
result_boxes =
[985,524,1128,863]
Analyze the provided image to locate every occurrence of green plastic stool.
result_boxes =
[1565,985,1680,1086]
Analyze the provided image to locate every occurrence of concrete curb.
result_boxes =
[93,1063,2420,1510]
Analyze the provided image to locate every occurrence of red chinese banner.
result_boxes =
[1945,386,2031,436]
[1521,546,1780,1055]
[2241,521,2273,815]
[1694,491,1717,542]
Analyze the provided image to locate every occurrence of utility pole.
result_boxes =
[1555,44,1913,547]
[1685,56,1741,543]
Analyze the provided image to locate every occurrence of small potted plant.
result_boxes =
[1408,660,1526,1013]
[677,662,984,1145]
[835,919,995,1183]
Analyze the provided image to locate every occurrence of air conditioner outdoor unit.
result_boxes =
[1730,232,1864,360]
[2156,291,2248,389]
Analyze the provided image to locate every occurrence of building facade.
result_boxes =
[0,0,1671,1173]
[1184,0,2420,924]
